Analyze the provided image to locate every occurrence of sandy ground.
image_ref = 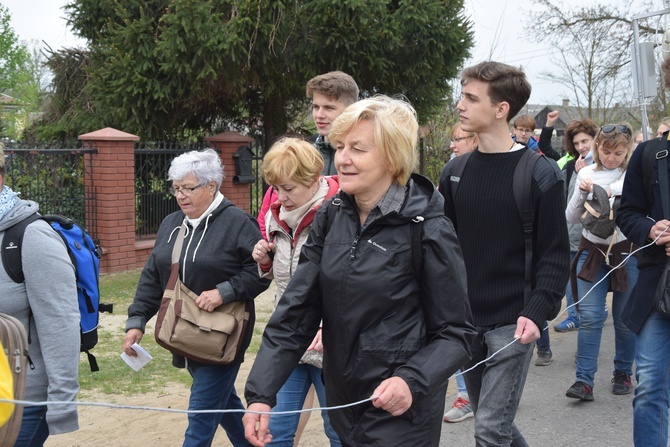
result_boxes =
[44,283,332,447]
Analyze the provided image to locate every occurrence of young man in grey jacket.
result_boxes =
[0,147,80,444]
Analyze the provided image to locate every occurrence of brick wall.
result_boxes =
[80,128,254,273]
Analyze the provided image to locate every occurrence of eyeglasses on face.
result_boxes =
[601,124,631,136]
[451,135,475,143]
[514,128,533,134]
[169,182,205,197]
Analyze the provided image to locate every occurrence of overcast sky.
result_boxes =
[2,0,662,106]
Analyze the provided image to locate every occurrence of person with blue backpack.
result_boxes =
[0,146,80,446]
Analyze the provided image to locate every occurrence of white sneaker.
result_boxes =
[443,397,474,423]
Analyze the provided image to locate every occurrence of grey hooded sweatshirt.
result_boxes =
[0,198,79,435]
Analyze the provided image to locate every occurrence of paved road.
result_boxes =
[439,313,636,446]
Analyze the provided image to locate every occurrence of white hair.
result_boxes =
[168,148,224,189]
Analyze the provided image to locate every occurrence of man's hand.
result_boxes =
[547,110,559,127]
[514,317,541,344]
[649,219,670,254]
[371,376,412,416]
[243,403,272,447]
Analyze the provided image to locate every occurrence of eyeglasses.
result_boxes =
[601,124,632,136]
[169,183,205,197]
[451,135,475,144]
[514,128,534,134]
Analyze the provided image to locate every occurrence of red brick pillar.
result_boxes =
[80,127,139,273]
[206,132,255,213]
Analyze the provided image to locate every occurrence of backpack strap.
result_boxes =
[1,214,42,284]
[448,152,474,203]
[513,149,542,304]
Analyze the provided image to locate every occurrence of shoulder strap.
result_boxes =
[410,216,424,280]
[642,137,661,206]
[657,145,669,219]
[513,149,542,304]
[449,152,474,203]
[1,214,42,284]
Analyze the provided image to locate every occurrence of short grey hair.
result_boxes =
[168,148,224,189]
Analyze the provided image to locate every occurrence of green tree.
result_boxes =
[0,3,28,94]
[45,0,472,145]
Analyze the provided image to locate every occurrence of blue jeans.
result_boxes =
[455,370,468,396]
[575,251,638,387]
[463,324,534,447]
[15,405,49,447]
[184,362,250,447]
[536,323,550,352]
[633,310,670,446]
[269,364,341,447]
[565,250,579,320]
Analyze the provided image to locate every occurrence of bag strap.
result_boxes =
[171,224,188,265]
[643,137,661,207]
[657,142,669,219]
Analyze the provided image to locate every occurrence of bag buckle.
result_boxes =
[656,149,668,160]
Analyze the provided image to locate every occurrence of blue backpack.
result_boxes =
[1,214,111,372]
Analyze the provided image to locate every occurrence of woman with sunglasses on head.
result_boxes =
[565,123,639,401]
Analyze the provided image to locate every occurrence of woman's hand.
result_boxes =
[242,403,272,446]
[578,178,593,193]
[252,239,275,267]
[123,329,144,356]
[195,289,223,312]
[575,154,587,173]
[371,376,412,416]
[306,328,323,352]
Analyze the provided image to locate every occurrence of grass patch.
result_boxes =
[99,268,143,312]
[81,268,274,395]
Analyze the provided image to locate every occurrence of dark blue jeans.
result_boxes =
[463,324,534,447]
[15,405,49,447]
[633,310,670,446]
[184,362,250,447]
[268,364,341,446]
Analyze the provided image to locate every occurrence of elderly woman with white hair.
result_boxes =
[243,96,476,447]
[123,148,269,447]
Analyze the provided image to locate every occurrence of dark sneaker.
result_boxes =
[535,350,553,366]
[554,316,580,332]
[612,371,633,395]
[566,381,594,401]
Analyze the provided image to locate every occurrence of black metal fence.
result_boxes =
[134,141,209,239]
[2,141,98,240]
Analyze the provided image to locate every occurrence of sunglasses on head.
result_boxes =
[601,124,631,136]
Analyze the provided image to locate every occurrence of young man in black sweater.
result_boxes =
[439,61,570,446]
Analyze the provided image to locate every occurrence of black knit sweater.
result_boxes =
[439,148,570,330]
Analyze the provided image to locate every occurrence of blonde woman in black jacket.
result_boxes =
[243,96,476,447]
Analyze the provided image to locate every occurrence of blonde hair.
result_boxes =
[329,95,418,185]
[451,122,478,148]
[262,138,324,187]
[592,123,634,172]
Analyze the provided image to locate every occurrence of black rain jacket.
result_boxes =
[245,174,475,446]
